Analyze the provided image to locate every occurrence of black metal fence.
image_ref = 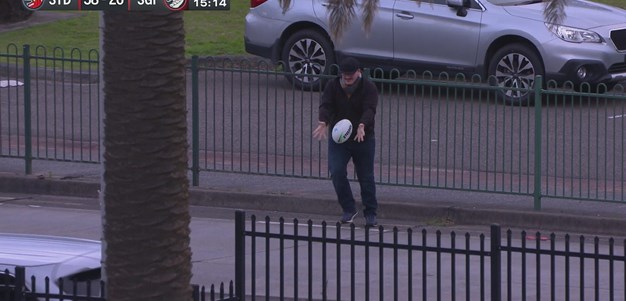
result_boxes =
[233,211,626,301]
[0,267,236,301]
[3,212,625,300]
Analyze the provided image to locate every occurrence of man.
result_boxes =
[312,57,379,227]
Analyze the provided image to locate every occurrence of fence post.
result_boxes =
[22,45,32,175]
[14,266,25,301]
[235,210,246,301]
[490,224,501,301]
[191,55,200,186]
[533,76,543,210]
[191,284,200,301]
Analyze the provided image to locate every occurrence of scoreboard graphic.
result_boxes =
[22,0,229,11]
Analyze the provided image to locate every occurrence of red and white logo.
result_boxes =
[23,0,43,10]
[164,0,186,10]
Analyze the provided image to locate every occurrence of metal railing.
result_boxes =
[233,210,626,301]
[1,44,625,210]
[1,267,236,301]
[0,44,101,172]
[4,210,624,301]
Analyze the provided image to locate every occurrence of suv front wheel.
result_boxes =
[281,29,335,91]
[488,43,544,106]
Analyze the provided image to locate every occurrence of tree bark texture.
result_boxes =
[102,11,192,301]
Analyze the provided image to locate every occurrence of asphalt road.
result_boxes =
[0,192,242,292]
[1,191,624,300]
[0,191,463,298]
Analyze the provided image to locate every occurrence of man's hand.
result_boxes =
[313,121,328,140]
[354,123,365,142]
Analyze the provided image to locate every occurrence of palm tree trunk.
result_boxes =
[101,11,192,301]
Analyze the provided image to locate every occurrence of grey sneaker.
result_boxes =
[365,215,377,227]
[340,211,358,224]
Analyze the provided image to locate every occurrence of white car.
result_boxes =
[0,233,102,300]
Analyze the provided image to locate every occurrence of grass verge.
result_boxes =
[0,1,247,56]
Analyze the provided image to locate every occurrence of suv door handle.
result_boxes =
[395,12,414,19]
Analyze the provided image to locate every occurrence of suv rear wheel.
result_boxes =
[488,43,544,106]
[281,29,335,91]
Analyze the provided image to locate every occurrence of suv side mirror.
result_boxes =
[447,0,468,17]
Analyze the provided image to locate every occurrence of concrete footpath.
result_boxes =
[1,157,626,237]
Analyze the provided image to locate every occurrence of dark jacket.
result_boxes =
[318,76,378,141]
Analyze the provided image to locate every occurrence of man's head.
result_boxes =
[339,57,361,86]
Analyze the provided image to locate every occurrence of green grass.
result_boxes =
[0,0,624,57]
[601,0,624,8]
[0,12,100,54]
[0,0,248,56]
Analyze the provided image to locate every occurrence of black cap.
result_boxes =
[339,57,360,74]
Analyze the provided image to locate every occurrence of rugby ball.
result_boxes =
[332,119,353,144]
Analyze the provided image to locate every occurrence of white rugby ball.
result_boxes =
[332,119,353,144]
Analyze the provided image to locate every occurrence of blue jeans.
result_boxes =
[328,137,377,217]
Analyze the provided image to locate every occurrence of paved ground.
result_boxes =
[1,157,626,238]
[6,197,624,301]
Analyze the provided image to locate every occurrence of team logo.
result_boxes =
[23,0,43,10]
[164,0,186,10]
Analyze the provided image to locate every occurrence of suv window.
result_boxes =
[468,0,482,9]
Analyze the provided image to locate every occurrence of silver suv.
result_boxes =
[245,0,626,105]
